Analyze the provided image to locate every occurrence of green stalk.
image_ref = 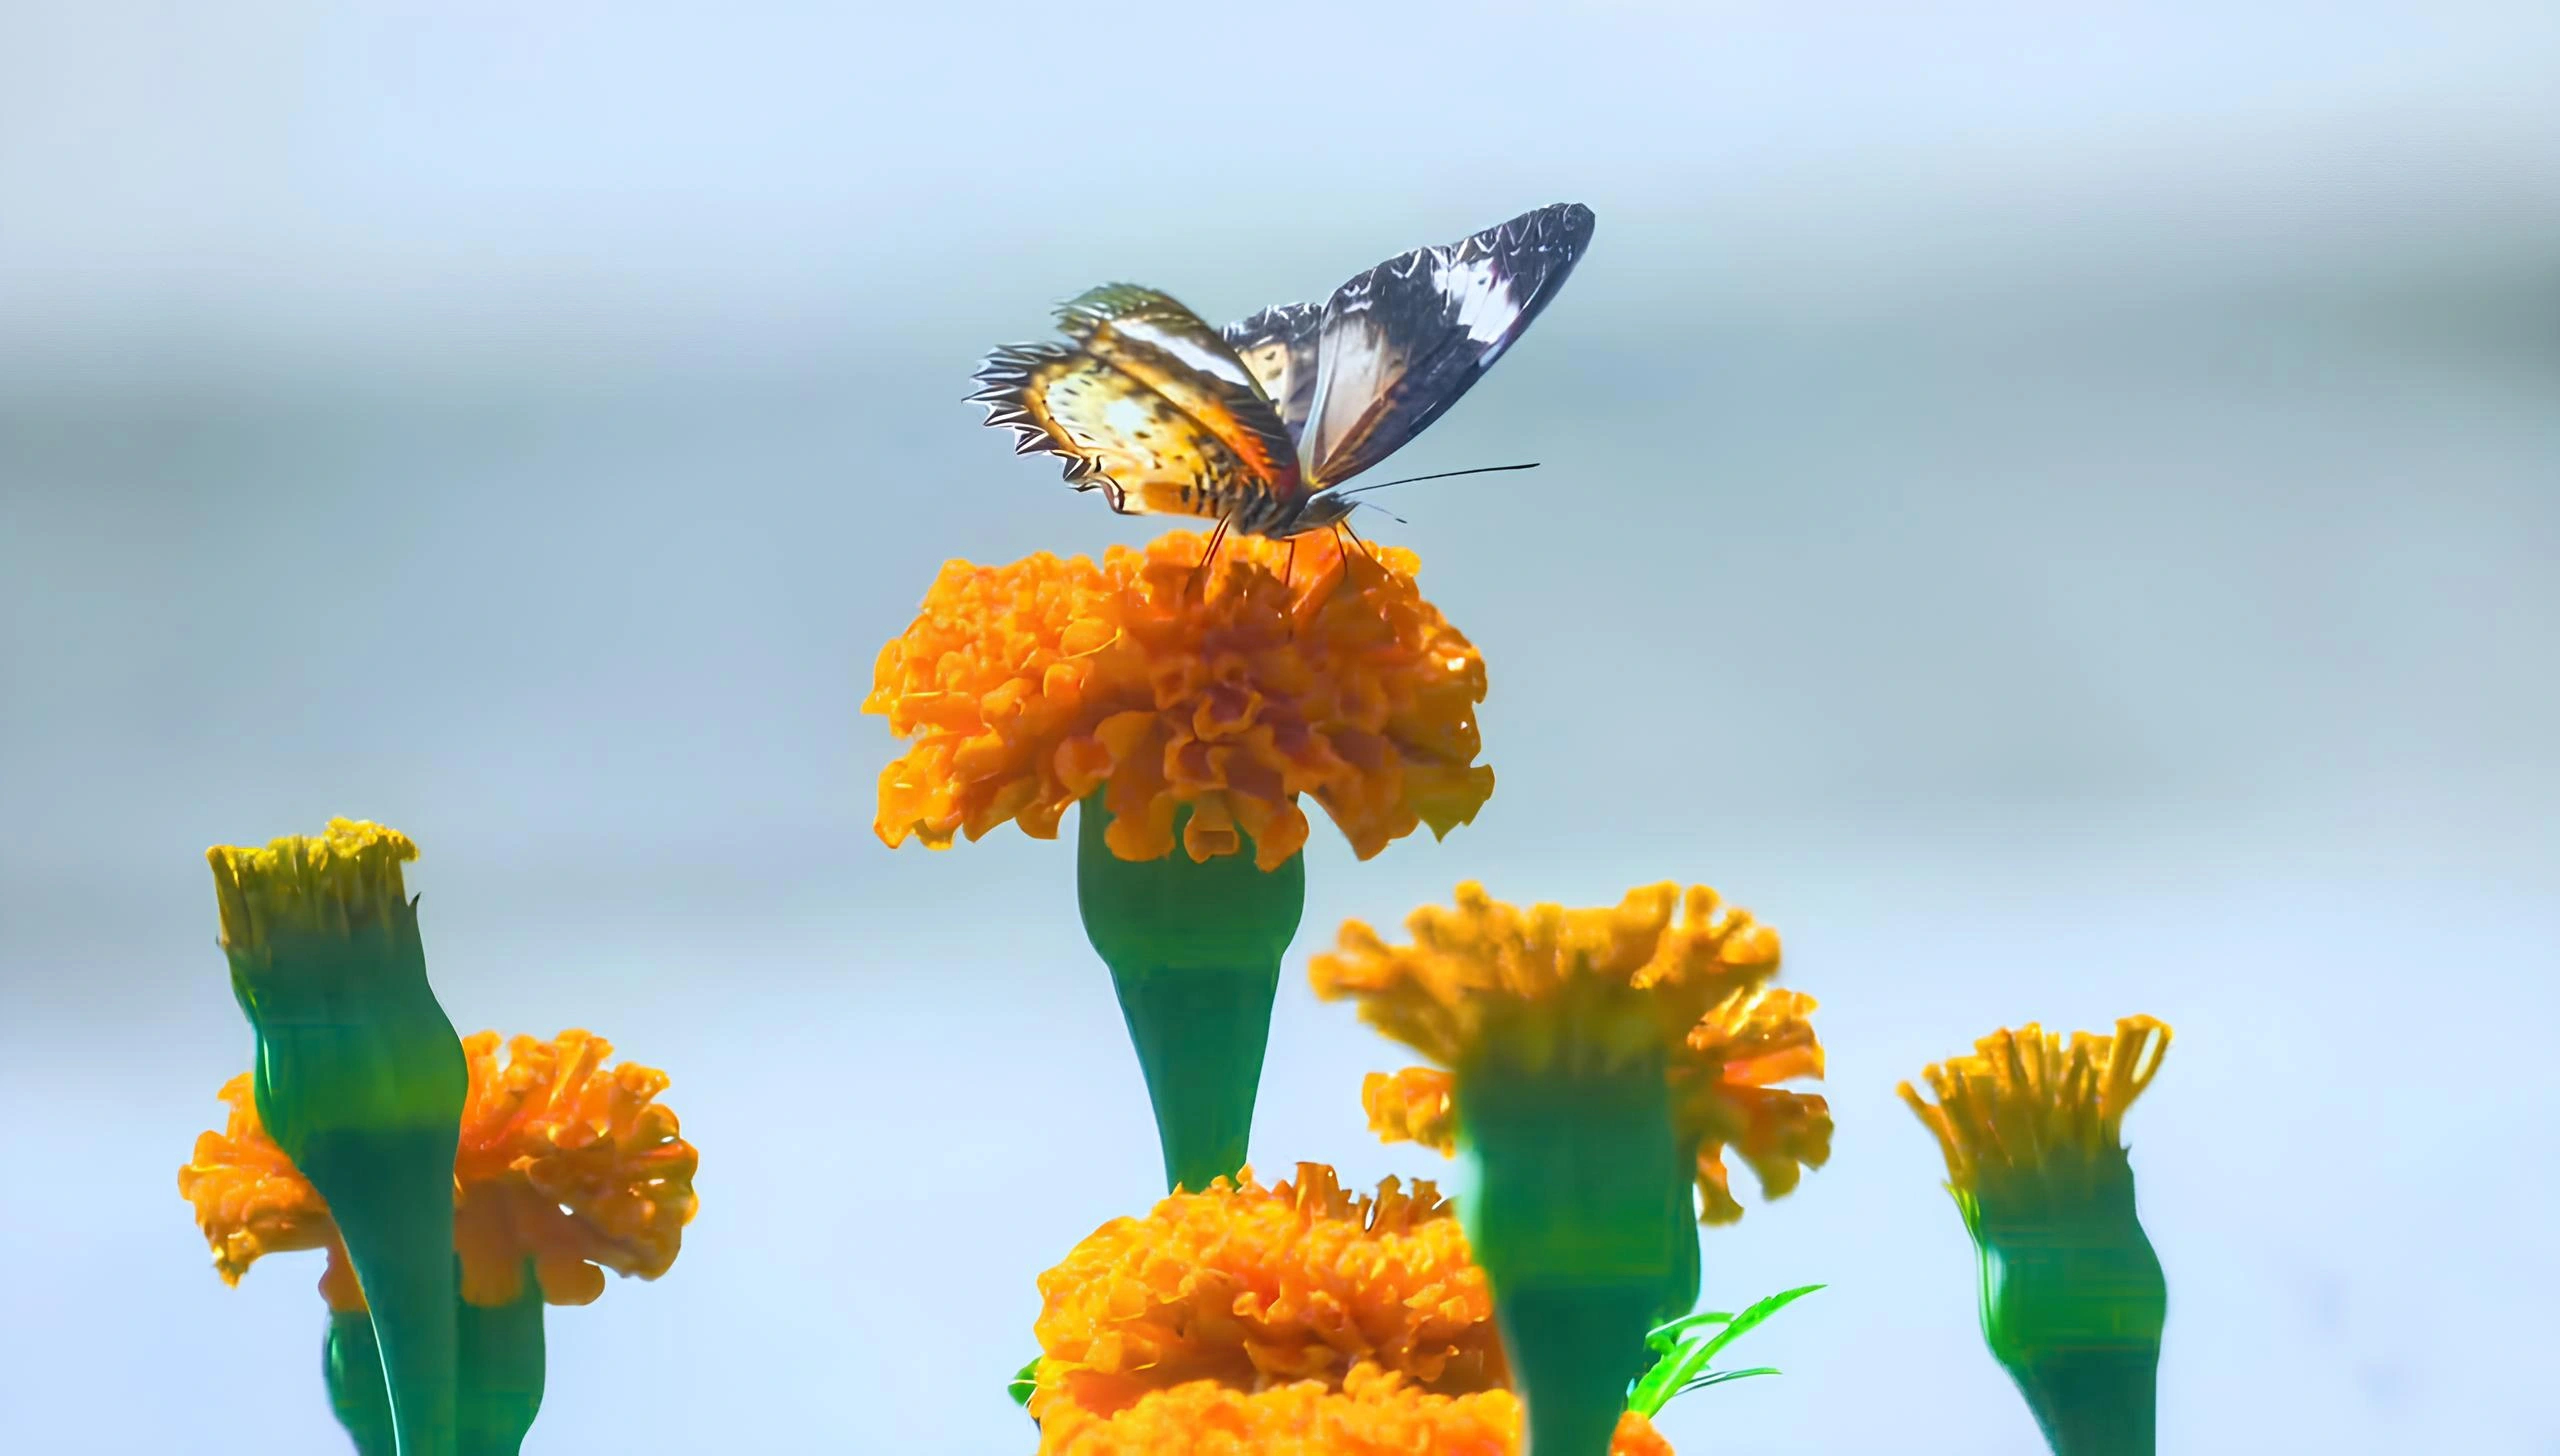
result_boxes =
[324,1311,396,1456]
[1455,1040,1683,1456]
[1075,796,1304,1192]
[214,827,469,1456]
[457,1265,546,1456]
[1965,1178,2167,1456]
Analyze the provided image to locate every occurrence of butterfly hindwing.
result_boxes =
[1053,286,1302,497]
[968,339,1277,522]
[1292,201,1594,487]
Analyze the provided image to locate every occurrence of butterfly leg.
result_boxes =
[1187,515,1234,599]
[1334,518,1386,570]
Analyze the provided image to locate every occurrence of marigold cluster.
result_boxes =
[1039,1363,1673,1456]
[863,530,1492,871]
[178,1030,699,1310]
[1899,1016,2171,1204]
[1032,1163,1500,1426]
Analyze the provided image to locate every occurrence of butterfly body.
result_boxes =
[970,203,1594,539]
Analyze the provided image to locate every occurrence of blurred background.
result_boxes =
[4,2,2556,1452]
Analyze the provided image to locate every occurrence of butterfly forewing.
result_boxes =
[1296,202,1594,487]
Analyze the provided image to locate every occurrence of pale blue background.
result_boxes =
[3,2,2556,1452]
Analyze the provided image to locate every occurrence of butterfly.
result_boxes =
[969,202,1595,542]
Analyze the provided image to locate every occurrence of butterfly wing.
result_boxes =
[969,288,1302,519]
[1220,300,1325,439]
[1290,202,1594,487]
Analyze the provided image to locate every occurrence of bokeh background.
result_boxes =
[5,2,2556,1452]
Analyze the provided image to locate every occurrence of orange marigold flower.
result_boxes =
[1039,1364,1675,1456]
[1032,1163,1502,1425]
[177,1030,699,1310]
[863,529,1492,871]
[177,1074,367,1312]
[1326,884,1830,1222]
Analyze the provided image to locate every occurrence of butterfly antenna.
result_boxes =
[1359,501,1411,526]
[1333,461,1539,499]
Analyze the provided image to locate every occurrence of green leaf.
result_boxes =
[1626,1283,1824,1418]
[1643,1310,1736,1353]
[1008,1356,1039,1412]
[1673,1366,1781,1396]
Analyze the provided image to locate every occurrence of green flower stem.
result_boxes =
[225,908,468,1456]
[1076,796,1304,1193]
[457,1267,546,1456]
[1657,1136,1703,1328]
[1456,1043,1683,1456]
[1501,1283,1657,1456]
[325,1312,396,1456]
[1966,1182,2166,1456]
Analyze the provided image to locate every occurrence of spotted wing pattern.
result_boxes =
[969,286,1303,520]
[1290,202,1594,487]
[1050,286,1302,497]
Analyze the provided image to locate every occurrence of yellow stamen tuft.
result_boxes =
[1031,1162,1500,1425]
[1035,1364,1676,1456]
[206,819,418,958]
[177,1074,367,1312]
[1898,1016,2172,1202]
[177,1030,699,1311]
[864,530,1492,870]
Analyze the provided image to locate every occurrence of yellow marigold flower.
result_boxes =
[1038,1364,1675,1456]
[1031,1163,1502,1425]
[451,1029,700,1306]
[1311,882,1782,1073]
[178,1074,367,1312]
[864,529,1492,871]
[1325,883,1829,1222]
[178,1030,699,1311]
[1899,1016,2171,1204]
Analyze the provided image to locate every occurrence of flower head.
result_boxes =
[178,1029,700,1310]
[1038,1364,1674,1456]
[1032,1163,1500,1425]
[1900,1016,2174,1447]
[1323,883,1830,1223]
[1899,1016,2170,1212]
[864,530,1491,870]
[178,1074,368,1311]
[1310,882,1783,1074]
